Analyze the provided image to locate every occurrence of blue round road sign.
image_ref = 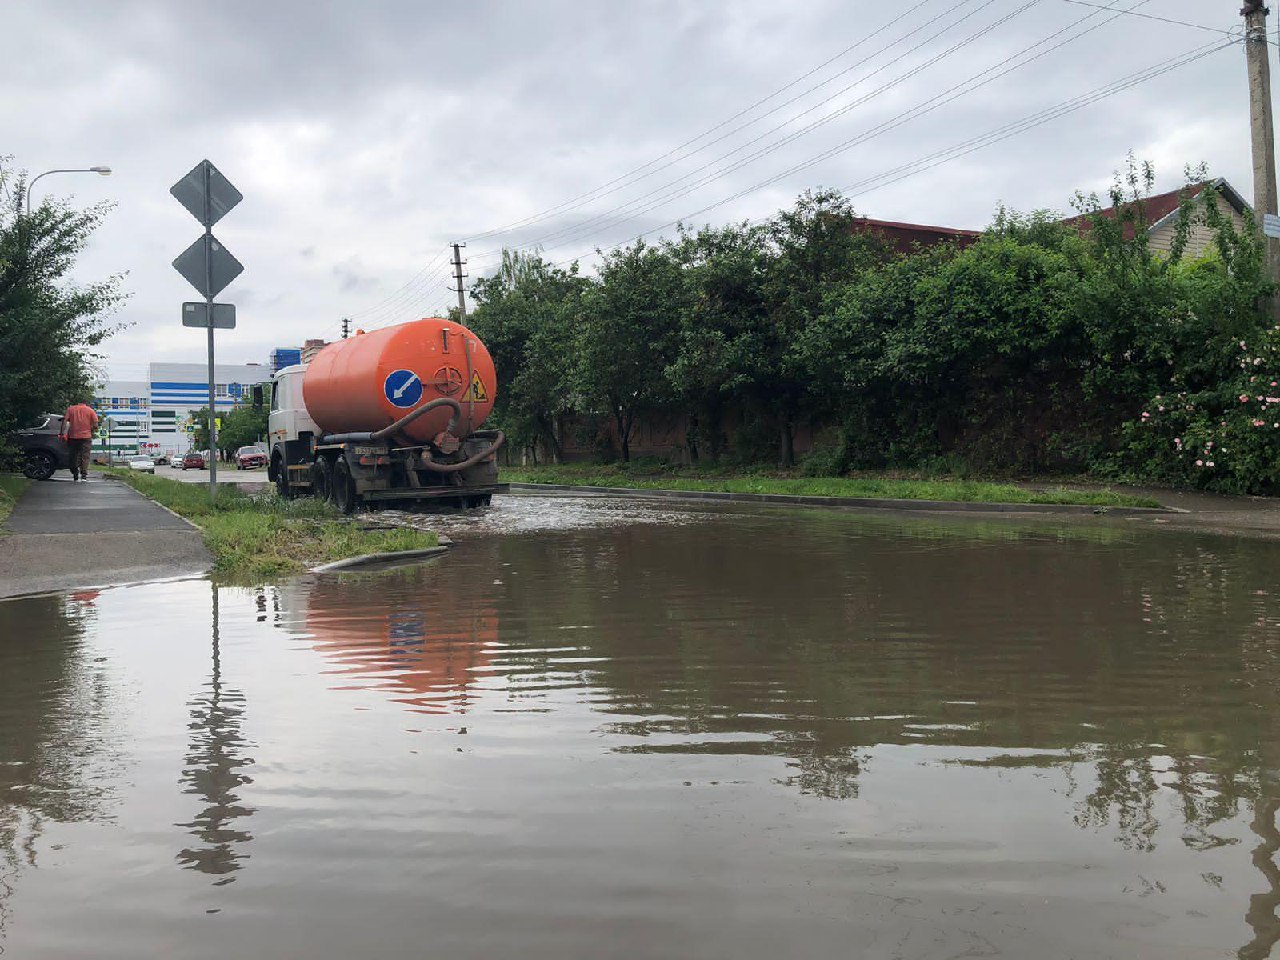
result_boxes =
[383,369,423,408]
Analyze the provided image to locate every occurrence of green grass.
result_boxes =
[105,469,439,581]
[503,463,1164,509]
[0,473,32,531]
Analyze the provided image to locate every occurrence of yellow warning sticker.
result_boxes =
[465,373,489,402]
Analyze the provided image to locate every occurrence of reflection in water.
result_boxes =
[175,583,254,882]
[0,592,118,941]
[1243,798,1280,960]
[286,568,496,715]
[3,499,1280,958]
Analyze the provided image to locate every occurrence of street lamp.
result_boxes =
[25,166,112,214]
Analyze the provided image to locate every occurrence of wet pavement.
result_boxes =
[0,477,209,598]
[1,497,1278,959]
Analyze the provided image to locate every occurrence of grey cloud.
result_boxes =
[2,0,1260,373]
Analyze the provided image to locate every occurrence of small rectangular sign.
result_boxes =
[1265,213,1280,240]
[182,302,237,329]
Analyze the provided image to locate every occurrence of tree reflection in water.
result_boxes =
[175,583,254,883]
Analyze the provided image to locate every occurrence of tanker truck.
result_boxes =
[266,317,505,513]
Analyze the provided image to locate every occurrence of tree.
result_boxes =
[469,250,588,463]
[663,222,774,461]
[576,241,685,462]
[763,189,886,466]
[0,161,126,457]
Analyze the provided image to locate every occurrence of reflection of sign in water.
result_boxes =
[176,584,254,882]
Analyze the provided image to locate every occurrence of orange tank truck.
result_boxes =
[266,317,505,513]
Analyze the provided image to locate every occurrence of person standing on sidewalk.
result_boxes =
[59,398,99,482]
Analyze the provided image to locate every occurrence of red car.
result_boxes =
[180,452,205,470]
[235,446,267,470]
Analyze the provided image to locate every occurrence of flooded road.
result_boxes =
[2,497,1278,959]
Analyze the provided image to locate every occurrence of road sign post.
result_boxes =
[170,159,243,499]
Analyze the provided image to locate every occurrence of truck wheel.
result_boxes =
[274,456,295,499]
[312,458,332,502]
[332,459,357,515]
[23,450,57,481]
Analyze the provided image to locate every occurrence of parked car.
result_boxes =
[235,445,267,470]
[127,456,156,474]
[13,414,72,481]
[181,452,206,470]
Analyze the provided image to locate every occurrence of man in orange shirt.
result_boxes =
[59,398,100,482]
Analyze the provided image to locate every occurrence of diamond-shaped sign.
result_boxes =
[172,235,243,299]
[170,160,242,228]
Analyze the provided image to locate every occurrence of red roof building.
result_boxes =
[851,217,982,255]
[1060,178,1250,256]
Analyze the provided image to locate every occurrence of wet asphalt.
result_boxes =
[0,476,210,598]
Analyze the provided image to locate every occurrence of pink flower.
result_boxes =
[1241,394,1251,403]
[1158,405,1165,412]
[1196,459,1204,467]
[1207,461,1215,467]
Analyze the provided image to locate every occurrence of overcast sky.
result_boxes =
[2,0,1265,382]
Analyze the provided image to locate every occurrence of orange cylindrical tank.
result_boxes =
[302,317,497,443]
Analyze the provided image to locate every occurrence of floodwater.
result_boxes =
[1,498,1278,960]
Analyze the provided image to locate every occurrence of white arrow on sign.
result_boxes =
[394,374,420,399]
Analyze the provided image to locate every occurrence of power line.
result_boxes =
[552,37,1227,271]
[347,249,449,320]
[463,0,947,246]
[1059,0,1240,38]
[483,0,1025,258]
[836,39,1234,199]
[546,0,1150,264]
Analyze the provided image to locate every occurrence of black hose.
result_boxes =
[321,397,463,445]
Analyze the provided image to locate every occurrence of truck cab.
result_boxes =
[267,365,320,495]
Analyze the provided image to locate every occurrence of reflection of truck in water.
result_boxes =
[274,570,497,715]
[267,317,504,512]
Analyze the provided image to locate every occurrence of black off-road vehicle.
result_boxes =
[13,414,72,480]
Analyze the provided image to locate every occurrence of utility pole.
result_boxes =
[451,242,468,322]
[341,317,351,339]
[1243,1,1280,307]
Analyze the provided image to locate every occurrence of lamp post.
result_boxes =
[25,166,112,214]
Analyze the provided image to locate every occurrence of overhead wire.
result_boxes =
[545,0,1150,265]
[462,0,946,246]
[1059,0,1241,38]
[475,0,1020,259]
[834,38,1235,201]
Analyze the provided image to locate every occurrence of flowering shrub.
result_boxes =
[1127,327,1280,493]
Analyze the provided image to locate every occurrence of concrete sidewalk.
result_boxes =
[0,476,211,599]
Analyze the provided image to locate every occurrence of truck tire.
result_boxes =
[23,450,57,481]
[332,458,357,515]
[273,455,295,499]
[312,457,332,503]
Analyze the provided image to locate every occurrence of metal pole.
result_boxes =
[1244,1,1280,314]
[204,164,218,497]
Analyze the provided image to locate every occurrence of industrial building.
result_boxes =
[92,358,282,457]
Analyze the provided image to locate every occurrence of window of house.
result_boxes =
[215,383,229,398]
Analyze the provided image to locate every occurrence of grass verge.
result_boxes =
[0,473,32,531]
[105,469,439,581]
[503,464,1164,509]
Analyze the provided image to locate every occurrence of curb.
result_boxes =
[505,482,1172,517]
[310,545,451,573]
